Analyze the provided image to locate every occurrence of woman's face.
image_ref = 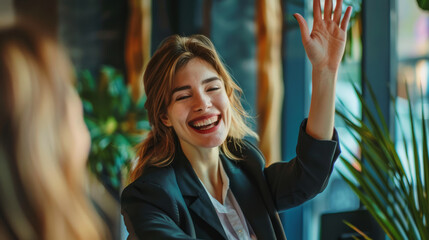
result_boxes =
[162,58,231,150]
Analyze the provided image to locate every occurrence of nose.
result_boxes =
[193,92,212,112]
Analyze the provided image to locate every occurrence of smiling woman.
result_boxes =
[122,1,351,238]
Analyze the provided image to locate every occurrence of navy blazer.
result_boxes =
[121,120,341,239]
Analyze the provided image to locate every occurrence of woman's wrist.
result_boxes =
[311,67,338,92]
[312,64,338,76]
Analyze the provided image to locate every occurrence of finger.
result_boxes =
[324,0,333,20]
[313,0,322,22]
[333,0,343,25]
[294,13,311,43]
[340,6,352,31]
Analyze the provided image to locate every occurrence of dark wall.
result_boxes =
[151,0,205,53]
[59,0,128,73]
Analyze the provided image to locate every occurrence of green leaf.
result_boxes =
[361,79,389,137]
[405,84,427,230]
[417,0,429,10]
[420,90,429,229]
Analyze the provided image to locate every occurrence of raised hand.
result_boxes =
[294,0,352,71]
[293,0,352,140]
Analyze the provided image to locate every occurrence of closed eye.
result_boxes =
[207,86,220,92]
[176,95,191,101]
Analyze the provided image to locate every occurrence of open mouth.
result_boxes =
[188,115,221,131]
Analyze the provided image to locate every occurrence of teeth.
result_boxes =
[191,116,218,127]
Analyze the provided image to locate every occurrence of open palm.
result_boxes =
[295,0,352,71]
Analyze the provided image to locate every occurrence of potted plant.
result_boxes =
[336,81,429,239]
[76,66,149,197]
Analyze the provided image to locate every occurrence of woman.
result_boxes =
[0,24,106,239]
[122,0,352,239]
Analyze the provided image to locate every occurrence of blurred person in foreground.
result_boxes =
[0,23,107,240]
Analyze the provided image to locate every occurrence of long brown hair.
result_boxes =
[129,34,258,183]
[0,24,106,240]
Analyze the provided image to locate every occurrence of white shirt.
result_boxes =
[199,160,257,240]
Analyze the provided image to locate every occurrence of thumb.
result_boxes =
[294,13,310,44]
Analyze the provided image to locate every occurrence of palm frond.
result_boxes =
[336,80,429,239]
[343,220,373,240]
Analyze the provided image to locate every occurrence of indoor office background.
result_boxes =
[1,0,428,239]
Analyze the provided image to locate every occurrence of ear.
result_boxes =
[160,114,172,127]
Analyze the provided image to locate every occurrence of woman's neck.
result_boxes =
[180,141,223,202]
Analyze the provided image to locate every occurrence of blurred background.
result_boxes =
[0,0,428,239]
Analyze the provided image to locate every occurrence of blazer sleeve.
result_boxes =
[121,175,197,240]
[263,118,341,211]
[240,119,340,212]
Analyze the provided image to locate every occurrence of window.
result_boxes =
[396,0,429,185]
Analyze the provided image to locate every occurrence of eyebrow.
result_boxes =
[171,77,220,95]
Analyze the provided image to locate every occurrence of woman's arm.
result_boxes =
[263,119,341,210]
[294,0,352,140]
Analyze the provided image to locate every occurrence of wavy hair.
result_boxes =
[129,35,258,182]
[0,24,106,240]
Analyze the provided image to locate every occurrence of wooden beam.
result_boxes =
[125,0,152,101]
[256,0,284,165]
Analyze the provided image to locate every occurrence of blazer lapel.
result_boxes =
[173,149,227,239]
[221,154,277,240]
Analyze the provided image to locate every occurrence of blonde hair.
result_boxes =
[129,34,258,182]
[0,24,106,239]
